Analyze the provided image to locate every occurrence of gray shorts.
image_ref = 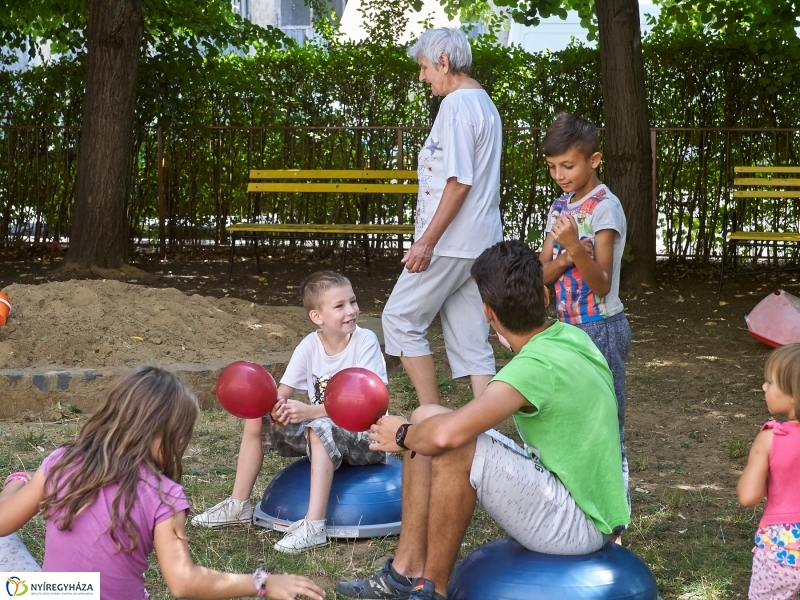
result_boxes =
[469,431,606,555]
[260,416,386,470]
[382,255,495,379]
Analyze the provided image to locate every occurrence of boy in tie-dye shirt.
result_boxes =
[538,113,631,522]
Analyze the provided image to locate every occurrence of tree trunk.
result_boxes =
[596,0,655,287]
[66,0,143,268]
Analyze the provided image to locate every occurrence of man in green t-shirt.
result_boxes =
[336,240,629,600]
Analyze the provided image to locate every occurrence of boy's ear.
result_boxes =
[482,302,496,325]
[590,152,602,169]
[308,309,323,326]
[543,286,550,307]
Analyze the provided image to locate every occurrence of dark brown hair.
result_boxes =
[300,270,352,311]
[542,112,600,158]
[40,366,199,553]
[471,240,547,334]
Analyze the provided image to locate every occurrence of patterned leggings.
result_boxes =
[750,549,800,600]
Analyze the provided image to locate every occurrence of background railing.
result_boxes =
[2,125,800,262]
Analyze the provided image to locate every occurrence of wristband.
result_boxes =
[252,566,270,597]
[4,472,30,487]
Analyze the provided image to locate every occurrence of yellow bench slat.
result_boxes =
[734,178,800,187]
[248,183,419,194]
[228,223,415,235]
[728,231,800,242]
[734,190,800,198]
[250,169,418,179]
[735,166,800,174]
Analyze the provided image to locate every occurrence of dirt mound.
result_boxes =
[0,280,315,369]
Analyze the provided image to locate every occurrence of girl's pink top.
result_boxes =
[760,420,800,527]
[40,446,189,600]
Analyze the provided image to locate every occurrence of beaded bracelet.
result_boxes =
[3,472,30,487]
[252,566,270,597]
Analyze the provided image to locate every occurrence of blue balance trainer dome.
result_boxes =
[448,538,659,600]
[253,456,402,539]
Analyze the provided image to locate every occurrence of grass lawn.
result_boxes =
[1,360,757,599]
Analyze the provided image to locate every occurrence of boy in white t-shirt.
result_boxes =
[191,271,388,553]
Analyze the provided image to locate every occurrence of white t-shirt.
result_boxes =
[280,326,388,405]
[415,89,503,259]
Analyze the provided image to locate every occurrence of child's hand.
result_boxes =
[273,399,313,425]
[563,236,595,265]
[269,398,288,430]
[263,573,325,600]
[551,213,581,253]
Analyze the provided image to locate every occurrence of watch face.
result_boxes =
[396,424,408,446]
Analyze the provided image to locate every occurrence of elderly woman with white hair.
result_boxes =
[381,27,503,407]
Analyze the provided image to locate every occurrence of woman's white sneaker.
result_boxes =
[274,518,327,554]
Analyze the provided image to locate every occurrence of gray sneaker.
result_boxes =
[335,558,414,599]
[190,497,253,528]
[408,579,446,600]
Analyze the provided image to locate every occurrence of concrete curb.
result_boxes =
[0,314,384,420]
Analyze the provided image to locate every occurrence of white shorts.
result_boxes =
[470,431,606,555]
[382,255,495,379]
[0,533,41,571]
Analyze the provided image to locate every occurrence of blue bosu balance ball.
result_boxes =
[253,456,402,539]
[448,538,658,600]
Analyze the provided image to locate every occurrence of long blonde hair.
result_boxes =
[40,366,200,553]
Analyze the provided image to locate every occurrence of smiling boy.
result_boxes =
[191,271,388,553]
[538,113,631,517]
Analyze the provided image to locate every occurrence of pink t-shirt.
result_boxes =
[760,420,800,527]
[40,447,189,600]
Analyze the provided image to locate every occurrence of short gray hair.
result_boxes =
[408,27,472,75]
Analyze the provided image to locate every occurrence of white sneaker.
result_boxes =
[191,497,253,528]
[273,518,327,554]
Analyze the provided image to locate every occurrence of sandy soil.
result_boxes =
[0,279,314,369]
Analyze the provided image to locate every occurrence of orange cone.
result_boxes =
[0,292,10,325]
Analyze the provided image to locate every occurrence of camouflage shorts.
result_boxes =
[260,416,386,469]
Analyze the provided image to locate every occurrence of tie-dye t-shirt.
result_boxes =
[545,184,627,324]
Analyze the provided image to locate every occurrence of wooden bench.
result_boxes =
[719,166,800,290]
[228,169,417,280]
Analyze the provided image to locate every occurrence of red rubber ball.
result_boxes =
[324,367,389,432]
[216,361,278,419]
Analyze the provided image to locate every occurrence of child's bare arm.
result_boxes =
[737,429,772,507]
[0,467,46,536]
[539,234,574,285]
[155,511,325,599]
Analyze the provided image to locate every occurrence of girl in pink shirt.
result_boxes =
[738,344,800,600]
[0,366,324,600]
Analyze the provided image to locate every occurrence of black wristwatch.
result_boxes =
[395,423,412,450]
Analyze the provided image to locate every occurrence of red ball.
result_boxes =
[324,367,389,432]
[216,361,278,419]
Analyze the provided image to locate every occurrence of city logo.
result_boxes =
[5,576,28,597]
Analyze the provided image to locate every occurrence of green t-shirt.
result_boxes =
[492,320,630,534]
